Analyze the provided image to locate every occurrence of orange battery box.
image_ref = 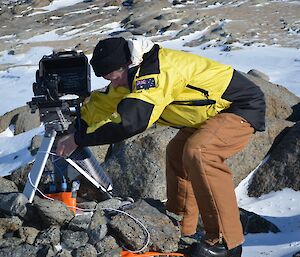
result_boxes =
[46,192,76,214]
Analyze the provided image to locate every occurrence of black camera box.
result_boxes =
[38,51,91,97]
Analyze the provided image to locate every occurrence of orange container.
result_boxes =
[46,192,76,214]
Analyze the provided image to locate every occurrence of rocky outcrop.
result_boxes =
[102,126,177,200]
[0,185,182,256]
[0,184,279,256]
[240,208,280,234]
[248,122,300,197]
[0,106,40,135]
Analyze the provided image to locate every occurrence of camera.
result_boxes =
[30,50,91,109]
[28,50,91,132]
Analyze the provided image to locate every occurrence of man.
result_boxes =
[57,36,266,257]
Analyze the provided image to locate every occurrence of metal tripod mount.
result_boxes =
[23,101,113,203]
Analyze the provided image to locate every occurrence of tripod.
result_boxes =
[23,106,113,203]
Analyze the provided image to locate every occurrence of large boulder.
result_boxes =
[0,105,40,135]
[102,126,177,200]
[109,199,181,253]
[248,122,300,197]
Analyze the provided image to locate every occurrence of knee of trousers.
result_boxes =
[182,140,203,167]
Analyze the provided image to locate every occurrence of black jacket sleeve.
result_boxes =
[74,98,154,146]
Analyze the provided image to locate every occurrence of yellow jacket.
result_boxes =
[75,45,265,146]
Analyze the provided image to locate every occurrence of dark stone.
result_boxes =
[68,213,92,231]
[18,226,40,245]
[10,159,54,192]
[109,199,181,253]
[33,197,74,227]
[36,244,57,257]
[55,249,72,257]
[94,235,120,254]
[0,177,18,193]
[22,204,44,229]
[0,237,24,249]
[95,198,123,211]
[248,122,300,197]
[247,69,270,81]
[240,208,280,234]
[87,225,108,245]
[76,201,97,211]
[89,208,107,230]
[0,216,22,237]
[0,193,28,217]
[60,230,89,250]
[88,208,108,245]
[29,135,42,156]
[71,243,97,257]
[99,247,122,257]
[293,251,300,257]
[34,226,60,246]
[0,244,39,257]
[102,127,177,200]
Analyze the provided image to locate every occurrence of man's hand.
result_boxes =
[56,133,78,157]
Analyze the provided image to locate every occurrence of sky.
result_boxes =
[0,0,300,256]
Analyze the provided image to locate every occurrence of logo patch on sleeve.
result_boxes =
[136,78,156,90]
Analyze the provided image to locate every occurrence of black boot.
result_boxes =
[188,241,242,257]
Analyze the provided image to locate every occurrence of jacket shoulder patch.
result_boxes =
[136,78,156,90]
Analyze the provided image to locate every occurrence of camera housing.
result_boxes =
[32,50,91,105]
[28,50,91,132]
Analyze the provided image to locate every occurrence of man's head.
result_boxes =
[90,37,131,78]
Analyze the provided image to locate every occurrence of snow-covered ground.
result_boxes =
[0,1,300,256]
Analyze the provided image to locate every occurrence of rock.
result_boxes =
[98,247,122,257]
[94,235,120,254]
[0,216,23,237]
[0,193,28,217]
[0,244,39,257]
[10,164,33,191]
[240,208,280,234]
[0,177,18,193]
[34,226,60,246]
[14,107,40,135]
[293,251,300,257]
[18,226,40,245]
[76,201,97,211]
[0,105,40,135]
[88,224,108,245]
[10,159,53,192]
[29,135,42,156]
[37,244,58,257]
[71,243,97,257]
[88,208,108,245]
[247,69,270,81]
[55,249,72,257]
[95,198,124,211]
[109,199,181,253]
[22,204,44,229]
[33,197,74,227]
[226,118,294,187]
[248,122,300,197]
[0,237,24,249]
[103,126,177,200]
[60,230,89,250]
[68,213,92,231]
[89,144,110,163]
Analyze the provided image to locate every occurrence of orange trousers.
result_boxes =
[166,113,254,249]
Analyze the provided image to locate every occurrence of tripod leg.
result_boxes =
[23,129,57,203]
